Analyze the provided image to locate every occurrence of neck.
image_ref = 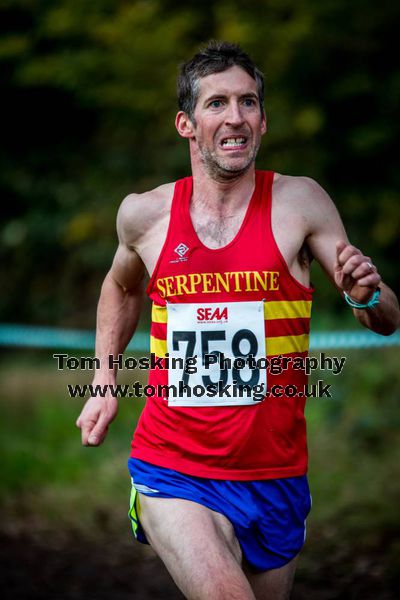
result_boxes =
[190,158,256,213]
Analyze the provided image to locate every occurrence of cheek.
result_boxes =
[192,117,222,149]
[197,126,218,145]
[197,114,221,130]
[248,113,266,134]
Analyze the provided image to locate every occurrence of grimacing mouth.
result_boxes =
[220,136,248,148]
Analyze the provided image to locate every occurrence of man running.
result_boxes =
[76,41,399,599]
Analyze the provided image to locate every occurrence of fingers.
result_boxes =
[334,241,346,271]
[76,404,104,446]
[336,242,361,268]
[350,260,374,280]
[335,242,381,287]
[341,253,370,276]
[335,240,347,263]
[356,271,381,288]
[80,419,97,446]
[76,397,118,447]
[86,415,109,446]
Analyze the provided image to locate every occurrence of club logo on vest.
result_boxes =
[175,243,189,257]
[170,242,189,263]
[197,307,228,323]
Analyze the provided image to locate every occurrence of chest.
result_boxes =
[139,187,307,279]
[190,207,249,250]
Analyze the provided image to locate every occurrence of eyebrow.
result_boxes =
[202,92,259,105]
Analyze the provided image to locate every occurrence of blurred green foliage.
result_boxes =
[0,0,399,326]
[0,348,399,577]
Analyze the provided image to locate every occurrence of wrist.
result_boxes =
[343,287,381,309]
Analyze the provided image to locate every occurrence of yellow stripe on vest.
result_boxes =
[151,336,168,357]
[151,333,309,360]
[265,334,309,356]
[152,304,167,323]
[152,301,311,324]
[263,300,312,320]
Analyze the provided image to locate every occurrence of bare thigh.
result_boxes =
[244,555,299,600]
[137,493,255,600]
[137,493,299,600]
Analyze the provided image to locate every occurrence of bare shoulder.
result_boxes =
[274,173,334,207]
[273,173,342,233]
[116,181,175,248]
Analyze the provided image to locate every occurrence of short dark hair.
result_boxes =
[177,40,264,121]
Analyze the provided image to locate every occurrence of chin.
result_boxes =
[218,157,254,173]
[211,163,252,181]
[200,147,256,179]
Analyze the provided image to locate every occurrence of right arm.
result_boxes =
[76,199,146,446]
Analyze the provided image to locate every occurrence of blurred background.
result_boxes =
[0,0,399,598]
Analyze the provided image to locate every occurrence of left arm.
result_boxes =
[300,177,400,335]
[334,241,399,335]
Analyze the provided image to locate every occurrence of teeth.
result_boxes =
[222,137,246,146]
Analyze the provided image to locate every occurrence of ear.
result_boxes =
[175,111,195,139]
[261,110,267,136]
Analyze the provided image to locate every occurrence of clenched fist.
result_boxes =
[334,240,381,305]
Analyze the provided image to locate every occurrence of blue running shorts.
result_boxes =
[128,458,311,572]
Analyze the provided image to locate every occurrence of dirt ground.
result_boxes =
[1,526,399,600]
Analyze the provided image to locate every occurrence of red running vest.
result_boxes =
[130,170,314,480]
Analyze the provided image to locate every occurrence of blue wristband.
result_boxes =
[343,287,381,309]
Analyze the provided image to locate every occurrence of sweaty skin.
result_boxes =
[76,64,400,600]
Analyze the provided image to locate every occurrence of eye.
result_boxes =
[209,99,223,108]
[243,98,256,107]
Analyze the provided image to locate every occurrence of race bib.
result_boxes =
[166,301,267,407]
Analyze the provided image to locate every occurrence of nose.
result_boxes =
[225,100,244,127]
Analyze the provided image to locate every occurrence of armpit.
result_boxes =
[299,242,313,267]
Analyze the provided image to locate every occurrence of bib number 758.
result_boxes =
[167,301,267,407]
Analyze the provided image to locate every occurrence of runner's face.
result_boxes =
[191,66,266,179]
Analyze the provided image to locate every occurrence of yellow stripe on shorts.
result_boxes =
[129,485,143,539]
[128,485,139,538]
